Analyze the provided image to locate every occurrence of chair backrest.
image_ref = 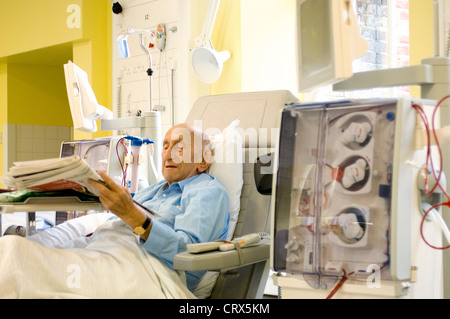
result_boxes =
[186,90,298,238]
[185,90,298,299]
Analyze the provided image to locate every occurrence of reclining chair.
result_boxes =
[0,90,298,299]
[174,90,298,299]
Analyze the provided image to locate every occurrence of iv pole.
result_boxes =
[103,28,163,185]
[333,0,450,298]
[139,33,154,112]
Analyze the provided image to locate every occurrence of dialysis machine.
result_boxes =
[271,98,444,298]
[271,0,450,298]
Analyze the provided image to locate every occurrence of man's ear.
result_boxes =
[197,160,210,173]
[198,148,212,173]
[203,147,213,164]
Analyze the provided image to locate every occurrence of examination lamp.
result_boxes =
[192,0,230,84]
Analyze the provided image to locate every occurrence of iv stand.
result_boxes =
[139,33,154,112]
[333,0,450,298]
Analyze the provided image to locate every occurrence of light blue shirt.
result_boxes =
[132,173,230,291]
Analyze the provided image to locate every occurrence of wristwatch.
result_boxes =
[133,216,152,236]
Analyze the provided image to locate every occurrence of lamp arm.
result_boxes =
[196,0,221,48]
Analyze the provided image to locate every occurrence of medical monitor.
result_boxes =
[64,61,113,133]
[296,0,368,92]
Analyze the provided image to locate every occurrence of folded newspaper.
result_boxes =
[2,155,102,196]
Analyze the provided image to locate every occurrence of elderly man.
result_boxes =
[88,123,230,291]
[0,123,230,298]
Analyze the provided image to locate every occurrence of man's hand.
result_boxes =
[88,171,151,240]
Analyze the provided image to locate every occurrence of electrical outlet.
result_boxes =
[154,105,166,112]
[168,57,177,70]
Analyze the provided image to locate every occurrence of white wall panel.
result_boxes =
[112,0,208,136]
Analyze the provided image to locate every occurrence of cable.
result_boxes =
[326,270,354,299]
[412,103,434,193]
[413,96,450,250]
[430,96,450,199]
[115,137,128,187]
[412,101,449,198]
[158,51,162,108]
[420,201,450,250]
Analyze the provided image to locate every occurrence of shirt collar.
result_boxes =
[167,174,201,191]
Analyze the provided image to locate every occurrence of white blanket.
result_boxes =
[0,219,196,299]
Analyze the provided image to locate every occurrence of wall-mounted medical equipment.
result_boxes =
[191,0,230,84]
[296,0,368,92]
[156,24,167,52]
[271,98,420,292]
[63,61,162,186]
[117,25,167,112]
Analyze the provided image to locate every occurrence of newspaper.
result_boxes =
[2,155,102,196]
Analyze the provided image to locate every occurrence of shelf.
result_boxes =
[0,196,106,214]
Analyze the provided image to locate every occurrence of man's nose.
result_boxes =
[170,146,183,164]
[162,146,172,162]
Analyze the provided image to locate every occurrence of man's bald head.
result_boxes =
[161,123,212,185]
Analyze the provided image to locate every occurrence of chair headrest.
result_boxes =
[185,90,299,149]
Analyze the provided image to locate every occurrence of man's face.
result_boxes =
[161,125,207,185]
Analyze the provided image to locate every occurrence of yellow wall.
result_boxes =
[0,63,7,185]
[0,0,111,185]
[0,0,83,58]
[7,64,72,126]
[0,0,111,128]
[73,0,112,140]
[210,0,296,96]
[409,0,434,98]
[211,0,242,95]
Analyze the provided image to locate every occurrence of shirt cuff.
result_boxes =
[140,219,171,254]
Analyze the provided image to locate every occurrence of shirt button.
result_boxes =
[163,194,166,197]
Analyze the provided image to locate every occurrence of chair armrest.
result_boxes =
[174,238,270,272]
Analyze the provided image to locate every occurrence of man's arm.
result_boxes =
[142,179,229,265]
[88,171,152,241]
